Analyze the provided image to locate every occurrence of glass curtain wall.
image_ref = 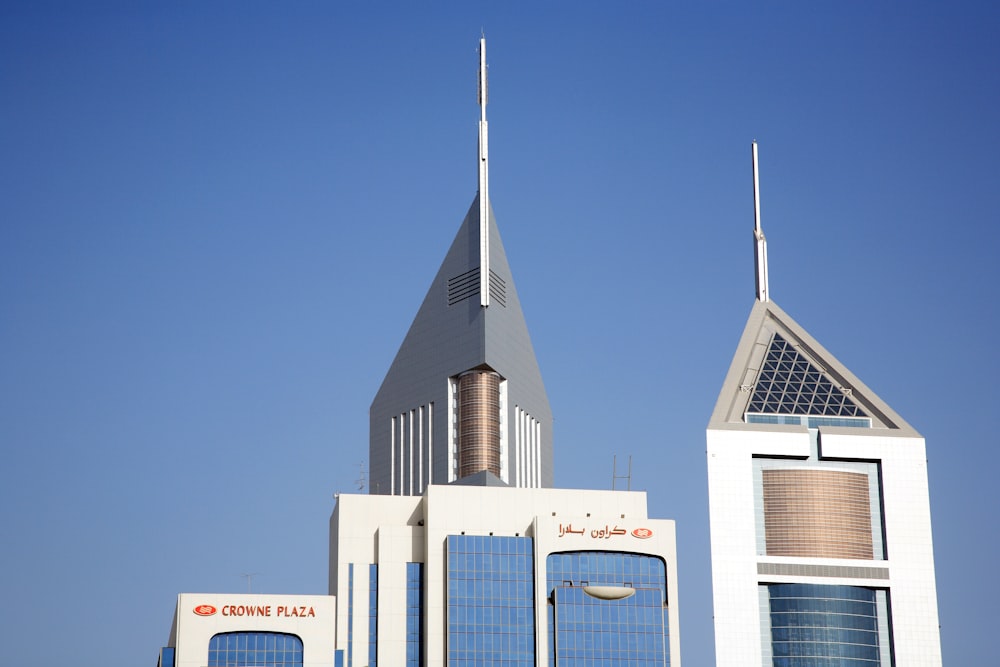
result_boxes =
[768,583,882,667]
[446,535,535,667]
[546,551,669,667]
[207,632,303,667]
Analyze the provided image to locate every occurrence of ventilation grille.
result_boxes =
[448,269,480,305]
[447,268,507,306]
[488,269,506,306]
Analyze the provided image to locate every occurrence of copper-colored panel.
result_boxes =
[763,469,873,559]
[458,371,501,478]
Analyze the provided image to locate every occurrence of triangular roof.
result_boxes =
[370,193,549,402]
[708,299,919,436]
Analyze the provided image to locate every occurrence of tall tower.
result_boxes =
[368,38,552,496]
[707,143,942,666]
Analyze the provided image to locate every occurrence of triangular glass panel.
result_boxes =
[748,333,868,418]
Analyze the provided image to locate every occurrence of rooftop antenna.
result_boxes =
[356,462,366,492]
[611,455,632,491]
[240,572,260,594]
[478,35,490,307]
[752,141,770,302]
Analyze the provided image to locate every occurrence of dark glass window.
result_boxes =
[207,632,303,667]
[768,583,881,667]
[747,333,869,421]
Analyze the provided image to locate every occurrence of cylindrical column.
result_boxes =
[458,370,501,479]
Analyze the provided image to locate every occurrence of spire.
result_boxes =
[478,36,490,307]
[752,141,770,302]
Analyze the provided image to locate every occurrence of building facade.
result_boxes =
[706,144,942,667]
[330,485,681,667]
[161,594,337,667]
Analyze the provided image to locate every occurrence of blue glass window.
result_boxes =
[746,414,871,428]
[347,564,354,667]
[768,584,881,667]
[406,562,424,667]
[159,647,175,667]
[546,552,669,667]
[207,633,303,667]
[369,564,378,667]
[447,535,535,667]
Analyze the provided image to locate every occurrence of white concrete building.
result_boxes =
[330,484,681,667]
[161,594,337,667]
[707,143,942,667]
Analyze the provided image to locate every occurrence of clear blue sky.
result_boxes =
[2,3,997,666]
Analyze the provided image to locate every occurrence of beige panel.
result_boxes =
[763,468,873,559]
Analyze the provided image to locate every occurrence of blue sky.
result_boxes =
[2,2,997,665]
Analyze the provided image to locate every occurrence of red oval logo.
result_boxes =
[631,528,653,539]
[193,604,217,616]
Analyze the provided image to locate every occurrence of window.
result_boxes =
[207,632,303,667]
[767,584,882,667]
[546,552,669,667]
[447,535,535,667]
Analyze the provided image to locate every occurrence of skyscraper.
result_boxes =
[157,38,680,667]
[368,38,552,496]
[707,143,942,666]
[331,38,680,667]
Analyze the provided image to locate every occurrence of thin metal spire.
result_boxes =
[752,141,770,302]
[478,37,490,307]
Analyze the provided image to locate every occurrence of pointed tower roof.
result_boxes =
[371,195,548,399]
[709,143,918,436]
[368,37,552,494]
[708,299,918,435]
[372,35,546,402]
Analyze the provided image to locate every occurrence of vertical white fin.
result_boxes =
[478,37,490,307]
[752,141,770,302]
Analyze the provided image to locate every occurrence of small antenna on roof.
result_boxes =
[611,455,632,491]
[240,572,260,594]
[356,462,366,492]
[752,141,770,302]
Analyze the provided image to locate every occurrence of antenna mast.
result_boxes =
[611,455,632,491]
[478,36,490,307]
[356,462,366,492]
[240,572,260,594]
[752,141,770,302]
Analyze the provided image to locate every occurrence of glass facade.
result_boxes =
[546,552,670,667]
[207,632,303,667]
[762,468,873,560]
[347,564,354,667]
[768,584,881,667]
[369,564,378,667]
[159,647,175,667]
[446,535,535,667]
[747,333,868,420]
[746,414,871,429]
[406,562,424,667]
